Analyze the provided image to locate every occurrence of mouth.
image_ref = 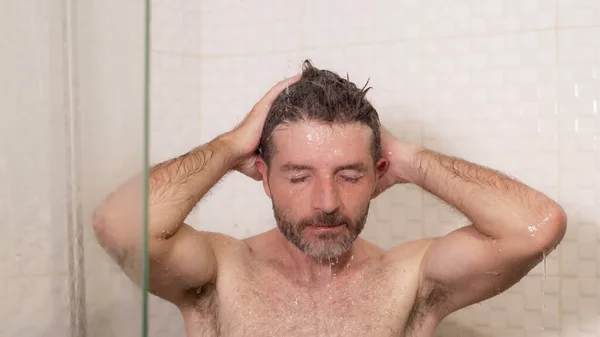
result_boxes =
[306,224,344,231]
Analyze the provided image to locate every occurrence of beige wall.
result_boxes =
[0,1,71,335]
[2,0,599,336]
[149,0,600,336]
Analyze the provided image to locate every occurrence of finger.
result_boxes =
[252,74,301,114]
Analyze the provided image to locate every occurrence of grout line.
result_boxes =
[554,0,563,330]
[150,25,600,61]
[62,0,87,335]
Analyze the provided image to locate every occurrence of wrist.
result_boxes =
[211,134,245,169]
[393,143,426,185]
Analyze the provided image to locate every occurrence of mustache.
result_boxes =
[298,211,349,228]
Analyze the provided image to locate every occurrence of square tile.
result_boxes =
[422,0,555,37]
[559,0,600,28]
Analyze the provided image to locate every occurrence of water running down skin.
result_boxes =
[93,72,567,336]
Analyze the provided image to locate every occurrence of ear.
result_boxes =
[255,156,272,199]
[375,157,389,180]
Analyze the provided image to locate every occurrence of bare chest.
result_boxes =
[184,261,422,337]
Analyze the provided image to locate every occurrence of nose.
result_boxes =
[311,177,340,214]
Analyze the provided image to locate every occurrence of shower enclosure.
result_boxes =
[3,0,600,336]
[1,0,149,336]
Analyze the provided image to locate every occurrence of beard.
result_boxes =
[272,201,370,260]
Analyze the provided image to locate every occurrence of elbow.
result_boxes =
[533,204,568,253]
[549,204,567,246]
[92,202,112,242]
[91,197,125,245]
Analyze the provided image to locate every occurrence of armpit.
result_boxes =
[405,282,452,332]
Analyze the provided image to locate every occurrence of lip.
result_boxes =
[306,225,344,232]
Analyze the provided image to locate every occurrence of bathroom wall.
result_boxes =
[1,0,147,336]
[0,1,72,335]
[148,0,600,336]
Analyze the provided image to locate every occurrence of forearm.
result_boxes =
[96,137,238,240]
[147,137,237,238]
[403,148,565,240]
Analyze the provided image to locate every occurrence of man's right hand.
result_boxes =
[221,74,301,180]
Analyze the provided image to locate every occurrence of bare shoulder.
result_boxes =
[356,238,434,289]
[198,230,253,265]
[387,239,433,264]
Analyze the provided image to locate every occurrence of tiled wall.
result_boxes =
[150,0,600,336]
[1,1,72,335]
[3,0,597,336]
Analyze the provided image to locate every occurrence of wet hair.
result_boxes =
[258,60,382,166]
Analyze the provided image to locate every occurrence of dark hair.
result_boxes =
[258,60,382,166]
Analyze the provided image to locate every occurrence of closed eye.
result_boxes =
[342,176,362,183]
[290,177,309,184]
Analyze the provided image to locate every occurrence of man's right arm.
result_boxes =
[92,137,240,305]
[92,75,301,305]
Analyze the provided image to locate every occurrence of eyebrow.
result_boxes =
[280,162,368,172]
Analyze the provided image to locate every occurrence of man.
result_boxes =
[93,61,567,337]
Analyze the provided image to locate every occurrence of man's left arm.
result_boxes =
[390,141,567,317]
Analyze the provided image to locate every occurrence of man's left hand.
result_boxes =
[372,126,422,198]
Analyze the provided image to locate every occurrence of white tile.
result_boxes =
[301,0,422,48]
[523,311,542,331]
[559,0,600,27]
[561,278,579,313]
[422,0,555,38]
[299,41,422,109]
[558,28,600,292]
[76,0,145,46]
[5,276,70,336]
[150,52,204,163]
[199,0,302,56]
[198,52,302,142]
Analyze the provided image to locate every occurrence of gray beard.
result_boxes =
[272,201,369,260]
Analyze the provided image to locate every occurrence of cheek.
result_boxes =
[270,182,306,213]
[270,180,299,201]
[341,192,370,209]
[341,178,374,196]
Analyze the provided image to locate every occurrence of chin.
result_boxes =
[301,232,356,260]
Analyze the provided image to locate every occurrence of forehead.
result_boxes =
[270,121,373,164]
